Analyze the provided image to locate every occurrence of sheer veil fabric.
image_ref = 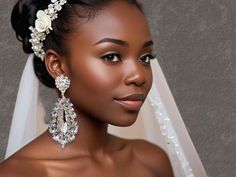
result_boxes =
[5,54,207,177]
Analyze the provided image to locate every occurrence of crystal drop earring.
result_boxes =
[48,75,78,148]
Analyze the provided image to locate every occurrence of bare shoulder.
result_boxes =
[128,139,174,177]
[0,157,19,177]
[0,155,39,177]
[0,153,47,177]
[0,132,50,177]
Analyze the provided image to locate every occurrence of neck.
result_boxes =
[75,113,109,153]
[46,109,114,157]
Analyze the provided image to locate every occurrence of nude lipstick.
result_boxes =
[114,93,145,111]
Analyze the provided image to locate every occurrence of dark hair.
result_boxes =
[11,0,142,88]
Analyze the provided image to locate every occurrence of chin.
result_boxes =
[109,111,139,127]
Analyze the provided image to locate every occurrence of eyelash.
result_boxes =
[101,52,156,64]
[101,53,121,63]
[139,54,156,64]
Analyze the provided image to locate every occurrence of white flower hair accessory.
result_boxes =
[29,0,67,61]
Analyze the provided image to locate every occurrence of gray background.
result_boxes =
[0,0,236,177]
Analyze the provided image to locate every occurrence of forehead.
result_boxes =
[68,1,151,46]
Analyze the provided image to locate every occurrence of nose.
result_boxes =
[123,60,146,87]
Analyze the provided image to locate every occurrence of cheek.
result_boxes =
[67,55,122,120]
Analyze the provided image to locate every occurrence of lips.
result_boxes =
[114,93,145,111]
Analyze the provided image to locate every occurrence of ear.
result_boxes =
[44,49,68,79]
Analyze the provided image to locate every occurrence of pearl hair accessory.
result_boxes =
[29,0,67,61]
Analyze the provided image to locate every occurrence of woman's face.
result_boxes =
[65,1,154,126]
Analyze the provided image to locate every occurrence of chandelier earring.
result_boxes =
[48,75,78,148]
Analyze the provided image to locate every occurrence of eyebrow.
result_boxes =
[94,38,154,48]
[143,40,154,48]
[94,38,128,46]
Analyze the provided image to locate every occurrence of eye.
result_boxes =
[139,54,156,64]
[101,52,121,63]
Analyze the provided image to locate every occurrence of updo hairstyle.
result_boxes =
[11,0,142,88]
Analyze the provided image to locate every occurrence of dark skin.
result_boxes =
[0,1,174,177]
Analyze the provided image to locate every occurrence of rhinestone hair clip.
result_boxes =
[29,0,67,61]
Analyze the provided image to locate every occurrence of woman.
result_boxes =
[0,0,174,176]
